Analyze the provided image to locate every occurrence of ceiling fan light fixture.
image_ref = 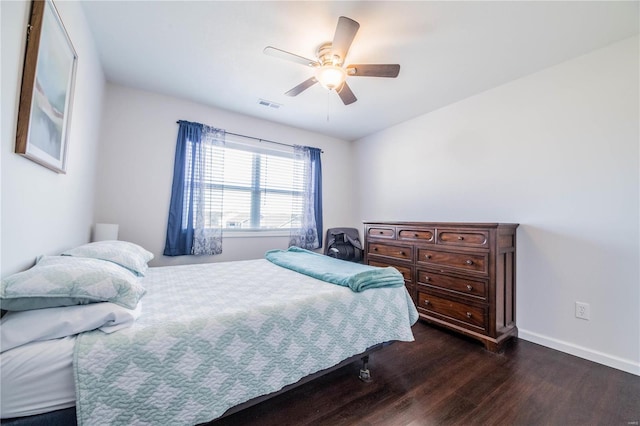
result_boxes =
[316,65,346,91]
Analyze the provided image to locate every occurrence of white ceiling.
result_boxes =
[81,1,639,142]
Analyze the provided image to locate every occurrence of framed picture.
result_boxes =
[15,0,77,173]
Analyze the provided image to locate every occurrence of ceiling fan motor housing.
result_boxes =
[317,42,342,66]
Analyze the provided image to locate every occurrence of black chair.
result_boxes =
[324,228,363,263]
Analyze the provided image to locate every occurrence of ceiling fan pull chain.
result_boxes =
[327,91,331,122]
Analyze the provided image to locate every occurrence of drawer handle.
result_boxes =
[424,300,430,306]
[425,254,432,259]
[424,276,430,281]
[465,259,474,265]
[414,233,419,237]
[466,312,472,318]
[373,247,378,251]
[379,231,384,234]
[466,284,473,291]
[458,236,464,240]
[399,251,406,256]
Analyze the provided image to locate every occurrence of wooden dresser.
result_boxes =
[364,222,518,351]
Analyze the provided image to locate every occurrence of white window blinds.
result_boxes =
[195,141,305,231]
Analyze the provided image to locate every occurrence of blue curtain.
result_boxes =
[164,120,202,256]
[310,147,323,247]
[289,145,323,250]
[165,121,225,256]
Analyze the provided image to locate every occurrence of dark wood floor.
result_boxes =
[209,321,640,426]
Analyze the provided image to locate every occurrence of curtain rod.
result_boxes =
[176,121,323,153]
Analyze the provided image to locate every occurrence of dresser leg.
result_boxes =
[484,329,518,352]
[484,340,500,352]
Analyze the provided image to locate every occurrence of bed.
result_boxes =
[1,242,418,425]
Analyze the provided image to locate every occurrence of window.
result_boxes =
[165,120,322,256]
[191,141,306,231]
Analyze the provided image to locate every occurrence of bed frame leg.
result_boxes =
[359,355,372,382]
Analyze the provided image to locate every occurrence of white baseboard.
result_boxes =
[518,329,640,376]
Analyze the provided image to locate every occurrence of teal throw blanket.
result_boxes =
[265,246,404,292]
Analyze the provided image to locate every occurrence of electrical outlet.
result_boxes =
[575,302,590,320]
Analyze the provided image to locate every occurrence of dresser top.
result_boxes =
[363,221,519,228]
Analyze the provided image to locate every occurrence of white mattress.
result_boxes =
[0,336,76,418]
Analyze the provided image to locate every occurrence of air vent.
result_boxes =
[258,99,281,109]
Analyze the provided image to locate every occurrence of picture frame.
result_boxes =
[15,0,77,174]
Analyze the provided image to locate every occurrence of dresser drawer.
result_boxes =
[418,291,487,331]
[368,243,412,262]
[367,227,395,239]
[369,260,413,283]
[397,228,435,243]
[436,229,489,248]
[417,248,488,275]
[417,270,487,301]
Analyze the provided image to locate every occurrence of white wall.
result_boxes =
[1,1,105,277]
[94,83,356,267]
[353,37,639,375]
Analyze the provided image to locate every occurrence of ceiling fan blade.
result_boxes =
[337,81,357,105]
[285,77,318,96]
[264,46,319,67]
[332,16,360,64]
[346,64,400,78]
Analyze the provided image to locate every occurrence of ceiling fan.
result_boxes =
[264,16,400,105]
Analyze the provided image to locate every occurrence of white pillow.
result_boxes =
[62,240,154,276]
[0,301,142,353]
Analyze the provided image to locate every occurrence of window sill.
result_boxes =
[223,230,291,238]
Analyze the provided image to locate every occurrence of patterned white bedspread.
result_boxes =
[74,259,418,425]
